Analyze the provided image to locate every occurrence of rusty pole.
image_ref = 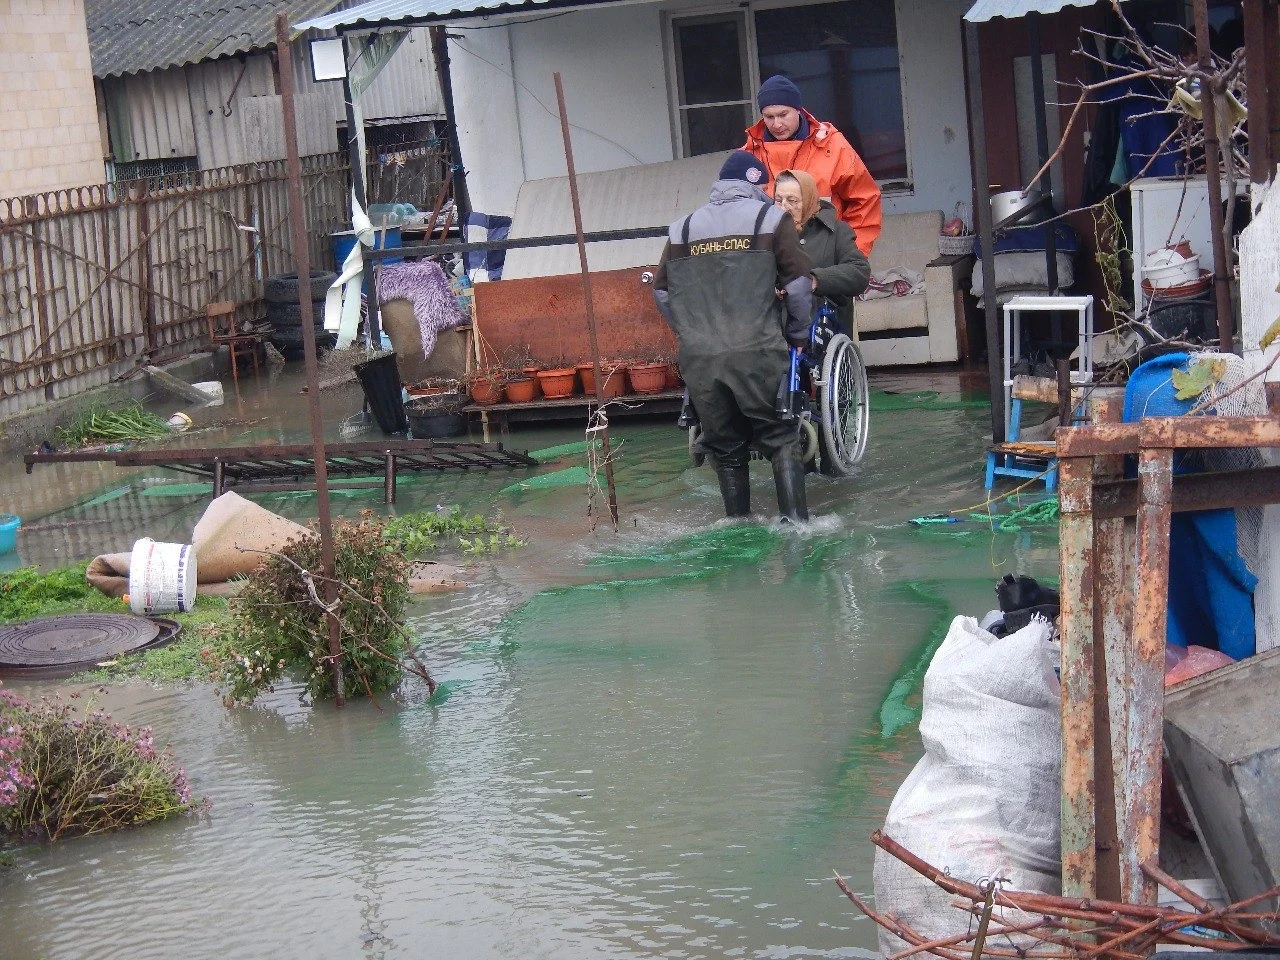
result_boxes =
[1192,0,1234,352]
[1090,390,1128,903]
[1057,452,1097,898]
[276,14,345,706]
[553,72,619,530]
[1129,445,1175,908]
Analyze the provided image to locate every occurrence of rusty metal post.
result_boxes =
[1058,452,1097,898]
[553,72,619,530]
[1090,390,1127,902]
[276,14,345,706]
[134,181,159,360]
[1129,445,1174,908]
[1193,0,1235,352]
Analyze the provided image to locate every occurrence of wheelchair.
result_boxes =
[682,301,870,476]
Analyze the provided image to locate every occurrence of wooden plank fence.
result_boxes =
[0,153,350,415]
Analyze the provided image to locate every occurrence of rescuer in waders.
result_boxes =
[651,151,815,522]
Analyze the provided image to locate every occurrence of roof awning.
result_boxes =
[295,0,608,32]
[963,0,1108,23]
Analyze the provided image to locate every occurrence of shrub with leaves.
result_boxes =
[208,513,425,706]
[382,507,514,558]
[0,685,198,841]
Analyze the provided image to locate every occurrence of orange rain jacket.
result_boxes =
[742,109,883,257]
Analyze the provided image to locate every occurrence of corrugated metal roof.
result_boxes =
[86,0,338,78]
[502,152,729,280]
[295,0,607,32]
[963,0,1104,22]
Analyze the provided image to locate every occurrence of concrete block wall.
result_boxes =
[0,0,104,199]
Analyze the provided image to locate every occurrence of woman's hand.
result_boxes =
[811,274,818,291]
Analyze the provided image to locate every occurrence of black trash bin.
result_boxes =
[354,352,408,434]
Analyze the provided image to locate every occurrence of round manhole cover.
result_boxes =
[0,614,180,677]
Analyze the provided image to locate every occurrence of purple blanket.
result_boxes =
[376,262,467,358]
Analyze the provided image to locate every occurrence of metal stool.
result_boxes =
[985,294,1094,491]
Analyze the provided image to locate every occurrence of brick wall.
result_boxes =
[0,0,104,198]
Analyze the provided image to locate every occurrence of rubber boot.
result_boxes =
[715,463,751,517]
[772,450,809,522]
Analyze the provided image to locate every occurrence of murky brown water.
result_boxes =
[0,368,1057,959]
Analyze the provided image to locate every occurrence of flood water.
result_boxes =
[0,369,1058,959]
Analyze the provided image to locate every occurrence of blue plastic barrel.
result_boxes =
[331,227,402,274]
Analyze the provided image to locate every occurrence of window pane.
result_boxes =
[755,0,908,181]
[675,19,748,106]
[683,104,753,156]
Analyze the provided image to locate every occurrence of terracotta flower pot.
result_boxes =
[469,377,503,406]
[536,367,578,399]
[518,367,542,398]
[627,362,667,395]
[663,363,683,390]
[579,362,627,399]
[504,377,537,403]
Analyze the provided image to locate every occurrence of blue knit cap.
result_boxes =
[718,150,769,187]
[757,74,803,111]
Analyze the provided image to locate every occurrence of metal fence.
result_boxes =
[0,153,351,415]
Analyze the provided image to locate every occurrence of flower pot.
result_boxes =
[536,368,578,399]
[579,362,627,399]
[627,362,667,395]
[504,377,538,403]
[469,377,503,406]
[406,377,459,398]
[663,363,683,390]
[520,367,543,398]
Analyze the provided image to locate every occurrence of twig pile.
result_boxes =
[836,831,1280,960]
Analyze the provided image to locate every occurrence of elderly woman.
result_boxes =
[773,169,870,340]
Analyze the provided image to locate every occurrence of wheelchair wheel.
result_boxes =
[818,334,869,475]
[688,424,706,467]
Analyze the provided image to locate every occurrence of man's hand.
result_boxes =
[810,274,818,291]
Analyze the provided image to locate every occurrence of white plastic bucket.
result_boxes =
[128,538,197,615]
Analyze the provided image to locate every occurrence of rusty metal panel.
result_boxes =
[1058,454,1097,898]
[473,267,676,368]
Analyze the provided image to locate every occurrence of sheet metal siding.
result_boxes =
[187,56,280,170]
[296,0,573,32]
[502,152,727,280]
[290,27,444,122]
[963,0,1105,22]
[121,69,198,161]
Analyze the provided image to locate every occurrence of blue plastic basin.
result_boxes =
[0,514,20,555]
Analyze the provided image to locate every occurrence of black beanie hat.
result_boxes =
[757,74,803,111]
[718,150,769,186]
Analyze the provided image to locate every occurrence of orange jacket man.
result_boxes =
[742,74,883,257]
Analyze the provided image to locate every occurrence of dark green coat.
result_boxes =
[798,201,871,337]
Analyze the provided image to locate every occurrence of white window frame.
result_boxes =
[662,0,912,193]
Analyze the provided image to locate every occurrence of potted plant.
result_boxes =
[536,367,578,399]
[627,355,668,394]
[578,359,628,398]
[504,377,538,403]
[466,366,508,406]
